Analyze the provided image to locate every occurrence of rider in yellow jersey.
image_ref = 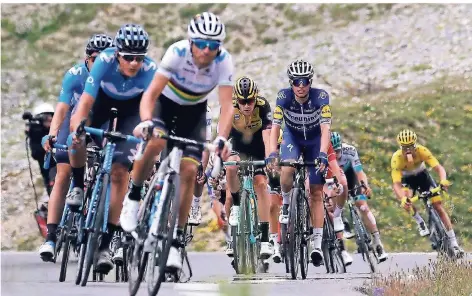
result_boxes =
[390,129,464,257]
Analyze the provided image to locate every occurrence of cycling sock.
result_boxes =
[46,223,58,242]
[172,227,185,247]
[128,180,143,201]
[281,190,291,205]
[260,222,269,242]
[231,191,240,206]
[446,230,458,247]
[412,212,425,225]
[372,231,381,245]
[192,195,201,207]
[72,166,85,189]
[99,223,119,250]
[269,233,278,244]
[313,228,323,250]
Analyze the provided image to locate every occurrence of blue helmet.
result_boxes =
[114,24,150,54]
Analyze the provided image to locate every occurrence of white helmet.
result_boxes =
[188,12,226,42]
[33,103,54,117]
[287,59,314,80]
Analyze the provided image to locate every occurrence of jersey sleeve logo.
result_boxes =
[142,61,157,72]
[99,52,115,63]
[68,66,82,76]
[321,105,332,118]
[276,91,286,101]
[256,98,266,106]
[273,106,283,120]
[86,76,94,86]
[173,47,186,57]
[318,91,328,100]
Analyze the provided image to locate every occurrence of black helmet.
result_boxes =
[85,34,114,56]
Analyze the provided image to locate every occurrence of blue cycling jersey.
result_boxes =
[272,87,332,144]
[58,62,89,110]
[84,47,157,101]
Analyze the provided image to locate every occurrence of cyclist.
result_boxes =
[121,12,234,272]
[225,76,274,259]
[206,155,232,255]
[268,59,332,267]
[330,131,388,262]
[38,34,114,261]
[188,105,213,226]
[68,24,156,273]
[268,132,283,263]
[391,129,464,258]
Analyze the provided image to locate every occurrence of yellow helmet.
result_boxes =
[233,76,258,100]
[397,129,417,146]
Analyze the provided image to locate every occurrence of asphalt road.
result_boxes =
[2,251,465,296]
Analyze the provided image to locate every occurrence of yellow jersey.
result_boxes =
[390,144,440,183]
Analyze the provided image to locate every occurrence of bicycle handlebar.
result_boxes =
[408,186,442,203]
[279,160,321,168]
[43,143,68,169]
[134,130,225,179]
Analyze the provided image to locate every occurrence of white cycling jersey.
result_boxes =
[336,143,363,172]
[157,40,234,106]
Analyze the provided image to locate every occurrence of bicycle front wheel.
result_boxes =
[59,209,74,282]
[299,193,310,280]
[147,173,180,296]
[81,173,109,286]
[288,188,301,279]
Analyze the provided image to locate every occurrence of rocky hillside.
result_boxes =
[2,4,471,251]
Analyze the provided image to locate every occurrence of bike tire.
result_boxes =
[148,173,180,296]
[245,190,258,275]
[288,188,300,279]
[128,189,155,296]
[281,223,290,274]
[59,210,74,282]
[429,210,451,258]
[351,208,376,273]
[299,193,309,280]
[80,173,109,287]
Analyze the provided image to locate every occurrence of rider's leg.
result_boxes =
[432,200,460,249]
[309,183,324,266]
[189,176,204,225]
[225,153,241,226]
[254,173,273,257]
[66,135,87,207]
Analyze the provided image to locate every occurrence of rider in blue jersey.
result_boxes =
[268,60,332,267]
[68,24,156,272]
[38,34,113,262]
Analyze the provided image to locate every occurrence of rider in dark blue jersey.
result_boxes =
[268,60,332,267]
[38,34,114,262]
[67,24,156,272]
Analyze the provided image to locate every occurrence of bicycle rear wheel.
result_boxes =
[59,209,74,282]
[81,173,109,286]
[288,188,301,279]
[147,173,180,296]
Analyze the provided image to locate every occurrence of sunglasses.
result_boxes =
[401,144,416,150]
[290,78,312,87]
[118,52,146,62]
[192,39,221,51]
[237,99,256,105]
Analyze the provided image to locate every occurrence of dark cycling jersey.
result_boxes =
[84,47,157,101]
[272,87,331,145]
